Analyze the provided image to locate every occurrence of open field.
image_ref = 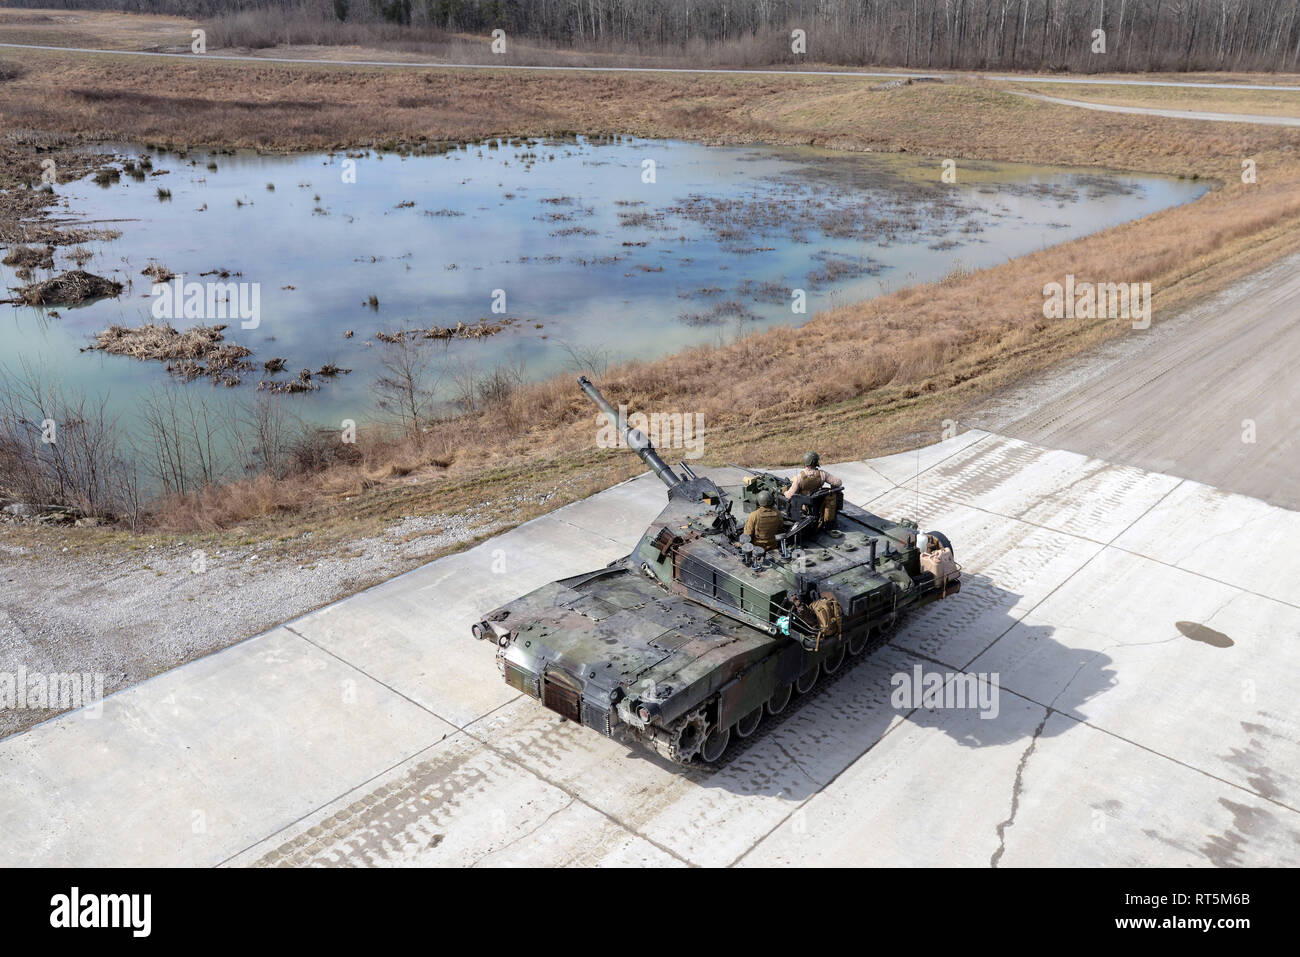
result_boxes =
[2,17,1300,737]
[0,7,192,50]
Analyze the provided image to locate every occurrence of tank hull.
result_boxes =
[472,378,961,765]
[480,526,956,764]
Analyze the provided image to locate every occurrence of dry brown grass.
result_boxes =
[86,322,254,384]
[2,46,1299,540]
[0,242,49,268]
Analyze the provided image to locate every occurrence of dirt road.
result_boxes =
[973,252,1300,510]
[4,40,1300,92]
[1011,90,1300,126]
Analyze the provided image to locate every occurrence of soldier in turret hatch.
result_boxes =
[783,451,842,499]
[744,490,784,552]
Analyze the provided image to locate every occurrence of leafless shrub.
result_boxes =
[135,385,233,496]
[477,357,530,436]
[0,360,140,524]
[235,393,302,480]
[558,340,611,380]
[285,424,361,474]
[447,359,479,413]
[373,328,443,445]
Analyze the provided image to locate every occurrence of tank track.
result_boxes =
[624,620,899,770]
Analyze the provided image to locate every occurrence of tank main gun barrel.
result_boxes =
[579,376,682,490]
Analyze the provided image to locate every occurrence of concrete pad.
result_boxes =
[995,714,1300,868]
[739,690,1048,866]
[867,493,1105,668]
[1112,480,1300,606]
[971,547,1300,806]
[292,514,629,728]
[864,428,992,486]
[2,432,1295,868]
[905,437,1184,542]
[549,472,664,548]
[0,628,453,867]
[226,730,681,867]
[742,701,1300,867]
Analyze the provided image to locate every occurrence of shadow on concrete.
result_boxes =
[619,573,1116,800]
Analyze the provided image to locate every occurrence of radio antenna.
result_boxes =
[915,447,921,522]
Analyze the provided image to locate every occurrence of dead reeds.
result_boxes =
[6,269,122,306]
[85,323,255,384]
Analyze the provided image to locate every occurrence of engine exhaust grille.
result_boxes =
[542,669,583,722]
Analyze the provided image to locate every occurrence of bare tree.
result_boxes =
[373,329,442,444]
[558,339,612,381]
[234,392,302,479]
[0,360,139,522]
[6,0,1300,78]
[136,385,233,495]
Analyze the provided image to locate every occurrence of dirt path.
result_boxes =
[970,252,1300,510]
[1010,90,1300,126]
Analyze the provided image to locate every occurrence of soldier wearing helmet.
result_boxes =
[743,489,784,552]
[784,451,842,499]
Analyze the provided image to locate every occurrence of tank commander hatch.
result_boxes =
[743,490,784,552]
[783,451,843,499]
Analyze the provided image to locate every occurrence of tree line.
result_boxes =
[8,0,1300,74]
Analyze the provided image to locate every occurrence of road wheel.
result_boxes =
[700,725,730,763]
[795,664,819,694]
[766,683,793,715]
[735,706,763,738]
[821,642,846,675]
[848,628,868,655]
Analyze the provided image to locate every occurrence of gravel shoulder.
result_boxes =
[0,509,502,738]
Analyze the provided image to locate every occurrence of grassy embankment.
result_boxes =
[1,39,1300,557]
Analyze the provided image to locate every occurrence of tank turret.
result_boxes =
[471,379,961,764]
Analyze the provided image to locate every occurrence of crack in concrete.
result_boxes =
[470,796,575,867]
[771,738,819,787]
[990,709,1050,868]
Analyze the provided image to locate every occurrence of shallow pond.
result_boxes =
[2,135,1206,431]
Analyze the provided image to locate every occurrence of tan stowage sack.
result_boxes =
[920,546,958,585]
[808,593,842,651]
[819,492,838,527]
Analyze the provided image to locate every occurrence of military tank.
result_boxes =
[471,377,961,765]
